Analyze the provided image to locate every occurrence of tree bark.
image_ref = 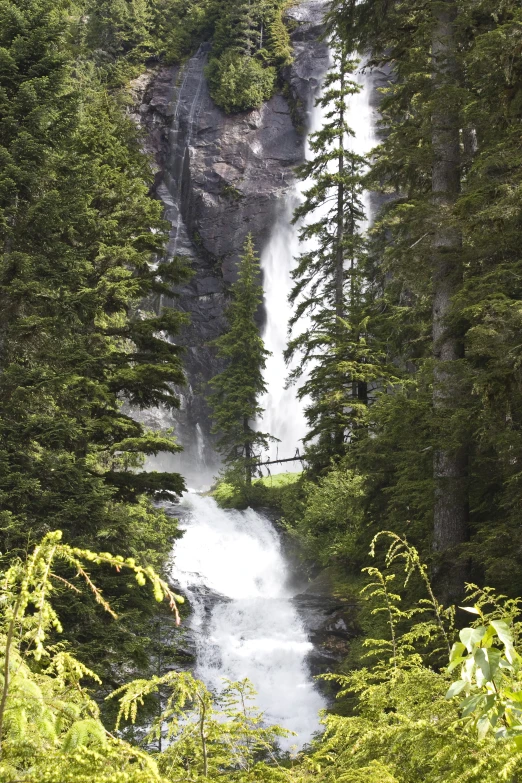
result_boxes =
[431,0,468,601]
[243,415,252,486]
[335,59,346,324]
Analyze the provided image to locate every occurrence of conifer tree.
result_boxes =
[286,41,382,469]
[430,0,468,597]
[206,0,290,113]
[0,0,190,680]
[208,235,272,485]
[329,0,516,597]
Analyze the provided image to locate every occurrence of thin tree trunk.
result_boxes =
[335,60,345,324]
[333,55,346,452]
[197,693,208,777]
[431,0,468,601]
[243,415,252,486]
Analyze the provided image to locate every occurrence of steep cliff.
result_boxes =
[131,1,329,483]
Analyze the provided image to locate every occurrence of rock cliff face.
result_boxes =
[132,1,329,482]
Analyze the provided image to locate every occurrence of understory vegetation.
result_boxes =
[4,531,522,782]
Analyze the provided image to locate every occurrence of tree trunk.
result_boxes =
[243,415,252,486]
[335,59,345,324]
[334,55,346,453]
[431,0,468,602]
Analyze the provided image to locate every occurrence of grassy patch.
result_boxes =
[254,472,302,489]
[213,471,304,511]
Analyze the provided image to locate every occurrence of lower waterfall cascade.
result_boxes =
[172,494,326,748]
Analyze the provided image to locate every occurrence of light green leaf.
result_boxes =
[459,606,481,615]
[450,641,466,662]
[486,647,502,678]
[477,715,491,740]
[474,648,491,683]
[491,620,513,648]
[460,626,486,652]
[461,693,485,717]
[505,690,522,704]
[446,680,467,700]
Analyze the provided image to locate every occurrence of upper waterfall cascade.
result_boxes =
[259,58,378,466]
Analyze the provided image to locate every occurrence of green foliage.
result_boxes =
[287,39,394,470]
[288,545,522,783]
[206,0,291,113]
[213,470,303,513]
[0,0,189,686]
[283,465,365,567]
[208,235,274,484]
[447,603,522,744]
[206,51,276,113]
[0,532,292,783]
[0,532,182,782]
[112,672,290,779]
[289,0,522,598]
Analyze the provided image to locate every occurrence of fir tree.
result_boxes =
[208,235,272,485]
[0,0,190,683]
[286,41,383,469]
[206,0,290,113]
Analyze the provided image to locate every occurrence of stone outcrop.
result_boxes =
[292,570,360,678]
[130,1,329,483]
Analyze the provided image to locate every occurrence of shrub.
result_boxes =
[206,52,276,113]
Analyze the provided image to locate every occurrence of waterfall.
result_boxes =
[258,66,331,466]
[147,18,379,748]
[172,494,326,749]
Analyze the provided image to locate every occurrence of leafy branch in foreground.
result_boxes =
[446,603,522,745]
[110,674,292,779]
[306,547,522,782]
[370,530,454,655]
[0,530,183,768]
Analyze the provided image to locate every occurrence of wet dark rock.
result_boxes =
[167,582,231,673]
[293,571,360,677]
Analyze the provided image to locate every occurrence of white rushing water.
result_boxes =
[172,493,326,748]
[258,70,331,466]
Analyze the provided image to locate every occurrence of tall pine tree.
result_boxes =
[208,235,272,484]
[286,41,383,470]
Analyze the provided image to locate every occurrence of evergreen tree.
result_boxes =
[286,41,385,469]
[206,0,290,113]
[208,235,272,485]
[328,0,472,599]
[430,0,468,598]
[324,0,522,600]
[0,0,190,682]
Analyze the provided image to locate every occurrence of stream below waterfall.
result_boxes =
[171,494,326,749]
